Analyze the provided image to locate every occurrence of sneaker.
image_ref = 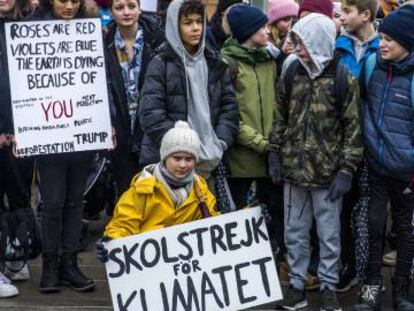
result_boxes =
[320,289,342,311]
[4,262,30,281]
[352,283,382,311]
[382,250,397,266]
[336,265,357,293]
[0,272,19,298]
[276,286,308,310]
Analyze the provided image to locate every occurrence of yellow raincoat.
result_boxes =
[104,167,219,239]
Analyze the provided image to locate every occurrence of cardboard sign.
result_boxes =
[5,19,113,156]
[141,0,158,12]
[105,207,282,311]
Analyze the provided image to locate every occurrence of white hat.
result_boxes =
[160,121,201,161]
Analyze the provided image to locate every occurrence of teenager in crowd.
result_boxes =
[96,121,218,259]
[268,0,298,47]
[105,0,162,196]
[0,0,33,298]
[138,0,238,180]
[269,13,362,311]
[353,5,414,311]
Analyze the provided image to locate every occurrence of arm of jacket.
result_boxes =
[237,120,269,154]
[138,56,175,146]
[268,78,287,155]
[104,188,144,239]
[339,75,363,174]
[103,37,116,126]
[214,68,239,148]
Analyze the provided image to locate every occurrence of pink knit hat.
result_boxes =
[267,0,299,24]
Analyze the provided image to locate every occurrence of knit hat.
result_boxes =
[378,4,414,52]
[160,121,201,161]
[298,0,333,18]
[227,5,269,43]
[268,0,299,24]
[217,0,244,13]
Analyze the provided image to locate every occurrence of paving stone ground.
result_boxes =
[0,218,399,311]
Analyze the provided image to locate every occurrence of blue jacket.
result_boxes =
[363,52,414,181]
[336,34,379,77]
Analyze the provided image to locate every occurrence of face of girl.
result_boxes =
[111,0,141,28]
[0,0,16,17]
[51,0,80,19]
[275,16,293,38]
[165,152,196,180]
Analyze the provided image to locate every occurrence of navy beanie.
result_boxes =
[227,5,269,44]
[378,4,414,52]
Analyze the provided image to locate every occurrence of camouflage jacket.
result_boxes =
[269,58,363,187]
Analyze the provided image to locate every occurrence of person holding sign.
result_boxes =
[138,0,238,179]
[105,0,163,197]
[96,121,218,259]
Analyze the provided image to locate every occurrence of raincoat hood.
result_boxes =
[291,13,336,79]
[165,0,206,60]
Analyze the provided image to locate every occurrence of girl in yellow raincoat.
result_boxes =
[97,121,219,261]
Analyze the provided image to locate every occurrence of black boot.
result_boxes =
[59,253,95,292]
[39,254,61,293]
[393,277,414,311]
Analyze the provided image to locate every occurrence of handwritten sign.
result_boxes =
[5,19,113,156]
[105,207,282,311]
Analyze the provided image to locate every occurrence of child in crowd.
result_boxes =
[269,13,362,311]
[267,0,299,47]
[353,5,414,311]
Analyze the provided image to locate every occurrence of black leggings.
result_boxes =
[37,152,92,255]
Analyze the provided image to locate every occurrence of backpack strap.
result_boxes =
[364,53,377,88]
[284,59,301,101]
[334,61,351,114]
[224,57,239,84]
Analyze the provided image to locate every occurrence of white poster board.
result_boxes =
[5,19,113,156]
[105,207,282,311]
[141,0,158,12]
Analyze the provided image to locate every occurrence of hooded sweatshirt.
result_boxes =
[291,13,337,79]
[165,0,224,178]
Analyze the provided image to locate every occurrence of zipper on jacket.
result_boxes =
[253,64,265,135]
[376,66,393,166]
[299,78,314,169]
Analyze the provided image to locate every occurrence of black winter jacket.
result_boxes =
[0,20,13,134]
[105,16,163,154]
[138,43,238,167]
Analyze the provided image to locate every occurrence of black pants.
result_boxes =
[365,168,414,282]
[37,152,93,255]
[112,147,140,195]
[228,177,285,253]
[0,147,33,211]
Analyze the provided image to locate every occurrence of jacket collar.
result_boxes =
[336,34,379,56]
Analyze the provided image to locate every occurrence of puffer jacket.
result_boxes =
[336,33,379,77]
[269,56,363,187]
[362,52,414,181]
[105,15,163,154]
[104,165,218,239]
[221,39,277,178]
[0,20,13,134]
[138,42,238,167]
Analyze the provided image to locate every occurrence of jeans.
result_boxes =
[284,183,342,291]
[365,168,414,283]
[37,152,93,255]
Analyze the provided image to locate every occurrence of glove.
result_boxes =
[267,153,282,184]
[96,239,110,263]
[327,171,353,202]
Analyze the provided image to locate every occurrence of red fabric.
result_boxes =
[298,0,333,18]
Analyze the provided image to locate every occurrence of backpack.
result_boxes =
[363,53,414,105]
[284,58,350,113]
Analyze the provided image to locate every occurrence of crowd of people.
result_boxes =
[1,0,414,310]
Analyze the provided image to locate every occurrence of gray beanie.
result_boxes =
[160,121,201,161]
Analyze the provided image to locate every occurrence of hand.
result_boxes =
[8,135,19,158]
[268,152,282,184]
[0,134,9,148]
[282,37,295,55]
[327,171,353,202]
[96,239,109,263]
[110,127,117,150]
